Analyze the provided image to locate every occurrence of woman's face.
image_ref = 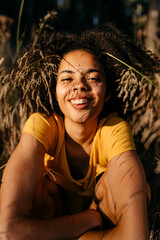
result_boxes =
[56,50,107,124]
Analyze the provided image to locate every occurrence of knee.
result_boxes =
[31,175,57,218]
[34,174,61,199]
[32,175,66,218]
[94,172,117,225]
[95,172,108,200]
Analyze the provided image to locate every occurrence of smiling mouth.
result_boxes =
[69,98,93,108]
[70,98,90,104]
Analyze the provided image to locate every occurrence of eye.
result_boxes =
[62,78,73,82]
[88,77,101,82]
[86,72,102,83]
[90,77,101,82]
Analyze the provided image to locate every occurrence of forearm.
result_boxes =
[78,206,149,240]
[78,226,149,240]
[78,212,149,240]
[0,210,102,240]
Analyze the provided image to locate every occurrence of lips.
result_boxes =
[70,98,90,104]
[69,97,93,109]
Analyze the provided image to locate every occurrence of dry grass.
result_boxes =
[0,8,160,238]
[116,69,160,238]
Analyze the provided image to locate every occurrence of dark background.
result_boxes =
[0,0,150,46]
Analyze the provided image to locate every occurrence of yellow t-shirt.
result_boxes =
[22,112,136,198]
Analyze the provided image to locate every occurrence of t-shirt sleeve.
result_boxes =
[22,113,58,153]
[101,116,136,161]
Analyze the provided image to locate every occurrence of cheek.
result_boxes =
[55,84,65,101]
[55,88,64,112]
[56,83,74,104]
[55,88,63,107]
[95,84,107,100]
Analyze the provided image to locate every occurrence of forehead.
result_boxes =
[58,50,104,73]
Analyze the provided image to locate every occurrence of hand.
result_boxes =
[89,199,98,211]
[87,208,103,230]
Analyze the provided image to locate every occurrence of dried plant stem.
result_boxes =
[103,52,158,88]
[0,164,6,171]
[16,0,25,56]
[32,10,56,49]
[20,54,60,73]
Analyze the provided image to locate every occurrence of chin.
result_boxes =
[73,112,99,124]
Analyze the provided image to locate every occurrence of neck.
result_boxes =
[64,117,99,147]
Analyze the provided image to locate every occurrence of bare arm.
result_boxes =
[0,133,102,240]
[79,151,149,240]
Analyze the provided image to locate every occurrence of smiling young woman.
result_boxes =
[0,23,159,240]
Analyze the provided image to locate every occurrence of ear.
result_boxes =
[104,94,110,102]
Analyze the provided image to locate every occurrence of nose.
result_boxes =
[73,77,89,91]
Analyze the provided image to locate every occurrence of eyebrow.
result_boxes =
[59,69,103,75]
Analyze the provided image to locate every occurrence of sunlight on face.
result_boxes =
[56,50,107,124]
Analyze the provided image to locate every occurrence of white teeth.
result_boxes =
[70,98,89,104]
